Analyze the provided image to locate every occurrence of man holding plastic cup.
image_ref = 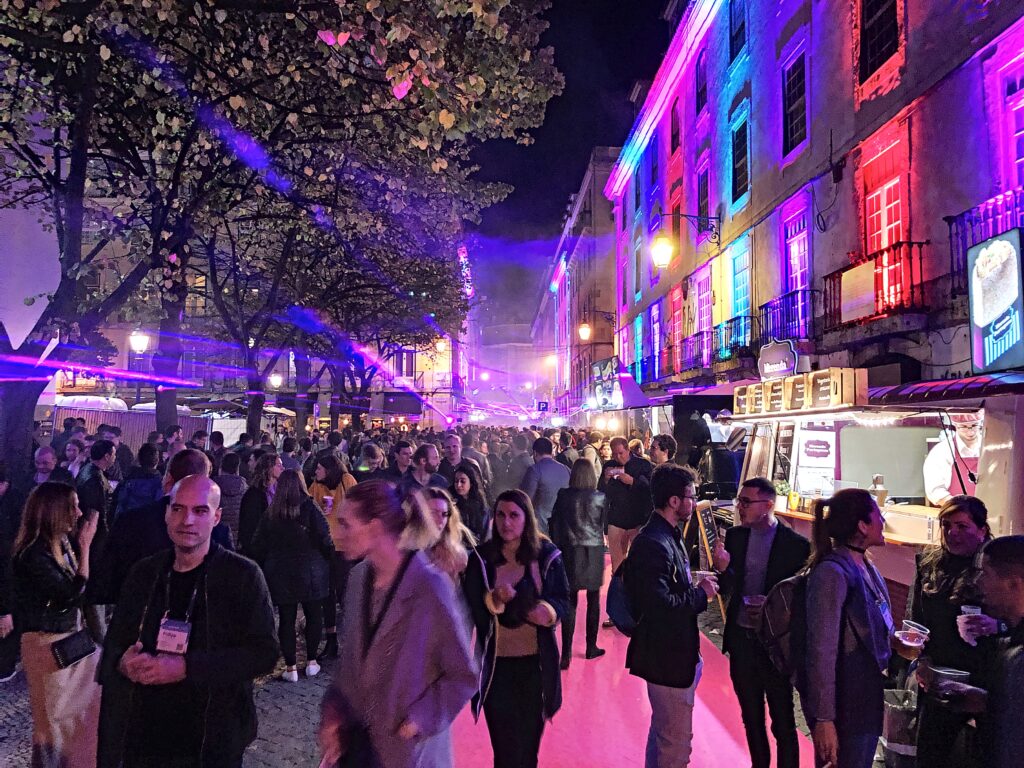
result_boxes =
[713,477,810,768]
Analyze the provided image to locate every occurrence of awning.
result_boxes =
[868,371,1024,406]
[263,405,296,417]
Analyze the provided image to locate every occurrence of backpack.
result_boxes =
[606,561,637,637]
[756,570,810,684]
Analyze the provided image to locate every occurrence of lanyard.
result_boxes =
[163,566,203,623]
[362,553,414,659]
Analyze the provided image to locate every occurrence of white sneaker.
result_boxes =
[306,660,321,678]
[281,668,299,683]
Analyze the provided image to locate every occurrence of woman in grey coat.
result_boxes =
[802,489,893,768]
[319,480,477,768]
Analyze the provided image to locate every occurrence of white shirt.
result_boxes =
[923,433,980,506]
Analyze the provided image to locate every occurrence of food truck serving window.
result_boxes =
[969,228,1024,374]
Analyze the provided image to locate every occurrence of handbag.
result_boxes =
[50,627,96,669]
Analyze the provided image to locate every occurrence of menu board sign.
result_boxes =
[734,368,866,418]
[968,228,1024,374]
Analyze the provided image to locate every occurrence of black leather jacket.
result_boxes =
[550,488,607,548]
[13,537,87,633]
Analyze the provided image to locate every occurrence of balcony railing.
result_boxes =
[758,290,816,345]
[823,241,928,332]
[714,315,757,361]
[680,331,713,371]
[946,187,1024,295]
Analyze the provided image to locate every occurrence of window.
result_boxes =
[670,100,680,153]
[650,144,659,190]
[782,55,807,156]
[697,168,710,232]
[633,169,641,212]
[865,177,902,252]
[672,201,683,254]
[670,285,683,372]
[732,246,751,319]
[732,119,750,202]
[784,210,810,293]
[633,239,642,295]
[729,0,746,61]
[695,50,708,114]
[1013,105,1024,187]
[859,0,899,83]
[651,303,661,379]
[696,272,713,333]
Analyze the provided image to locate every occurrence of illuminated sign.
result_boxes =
[968,228,1024,374]
[592,356,624,411]
[758,339,798,380]
[734,368,866,418]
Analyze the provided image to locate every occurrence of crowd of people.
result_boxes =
[0,417,1022,768]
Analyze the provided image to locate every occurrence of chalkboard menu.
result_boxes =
[764,380,785,413]
[808,370,834,409]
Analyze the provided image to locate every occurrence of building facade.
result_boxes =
[606,0,1024,395]
[536,147,619,421]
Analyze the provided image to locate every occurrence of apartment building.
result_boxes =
[606,0,1024,394]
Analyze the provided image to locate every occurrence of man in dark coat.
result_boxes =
[92,449,232,606]
[625,463,717,767]
[98,474,278,768]
[713,477,810,768]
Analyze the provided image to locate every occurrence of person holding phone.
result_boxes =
[12,482,100,768]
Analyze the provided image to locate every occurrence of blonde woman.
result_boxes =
[410,487,477,582]
[12,482,100,768]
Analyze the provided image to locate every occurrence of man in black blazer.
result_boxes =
[625,464,718,766]
[713,477,810,768]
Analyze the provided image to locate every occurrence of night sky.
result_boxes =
[470,0,670,324]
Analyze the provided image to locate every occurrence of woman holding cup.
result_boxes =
[908,495,997,768]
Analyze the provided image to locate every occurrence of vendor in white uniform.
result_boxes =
[922,413,983,506]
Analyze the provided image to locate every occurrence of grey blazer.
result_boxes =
[519,456,571,526]
[803,547,892,734]
[331,551,478,768]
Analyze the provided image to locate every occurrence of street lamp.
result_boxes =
[480,371,491,381]
[651,232,674,269]
[269,373,283,389]
[435,338,448,353]
[524,381,534,391]
[544,354,558,368]
[128,330,150,404]
[578,322,593,341]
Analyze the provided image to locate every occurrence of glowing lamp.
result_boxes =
[607,417,621,431]
[480,371,491,381]
[524,382,534,391]
[269,373,283,389]
[651,232,674,269]
[129,330,150,354]
[435,339,448,353]
[595,417,608,430]
[578,322,593,341]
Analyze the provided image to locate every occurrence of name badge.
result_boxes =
[156,617,192,655]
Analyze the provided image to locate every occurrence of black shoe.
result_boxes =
[320,634,339,660]
[585,647,606,660]
[602,618,615,629]
[559,656,571,671]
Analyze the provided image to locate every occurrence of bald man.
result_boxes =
[29,445,74,489]
[91,449,232,606]
[99,474,278,768]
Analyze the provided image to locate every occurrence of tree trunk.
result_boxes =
[293,354,312,434]
[328,365,343,430]
[246,372,266,438]
[152,298,184,434]
[0,379,49,488]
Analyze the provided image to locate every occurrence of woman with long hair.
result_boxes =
[409,487,476,582]
[802,489,892,768]
[909,495,994,768]
[463,489,570,768]
[250,469,333,682]
[451,462,490,543]
[12,482,100,768]
[549,459,608,668]
[318,480,476,767]
[309,454,358,658]
[238,452,283,555]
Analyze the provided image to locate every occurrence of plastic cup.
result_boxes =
[957,607,983,646]
[960,605,982,616]
[901,619,930,644]
[743,595,767,609]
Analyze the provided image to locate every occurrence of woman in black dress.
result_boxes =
[452,461,490,542]
[549,459,608,668]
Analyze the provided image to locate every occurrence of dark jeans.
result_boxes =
[728,629,799,768]
[323,552,350,631]
[483,656,544,768]
[277,602,323,667]
[561,589,600,657]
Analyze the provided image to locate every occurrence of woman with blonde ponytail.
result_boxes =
[318,480,476,768]
[802,489,893,768]
[406,487,476,582]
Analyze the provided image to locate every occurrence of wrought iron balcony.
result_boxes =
[758,290,816,345]
[714,315,757,361]
[680,331,714,371]
[822,241,929,332]
[945,187,1024,295]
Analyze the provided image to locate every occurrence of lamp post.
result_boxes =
[649,210,723,269]
[128,330,150,405]
[269,372,283,389]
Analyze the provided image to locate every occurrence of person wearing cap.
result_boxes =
[923,413,983,506]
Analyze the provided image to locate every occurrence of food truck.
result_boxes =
[731,367,1024,617]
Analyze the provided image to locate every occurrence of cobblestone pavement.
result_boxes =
[0,656,332,768]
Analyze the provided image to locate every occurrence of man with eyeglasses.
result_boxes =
[712,477,810,768]
[624,464,717,767]
[923,413,983,506]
